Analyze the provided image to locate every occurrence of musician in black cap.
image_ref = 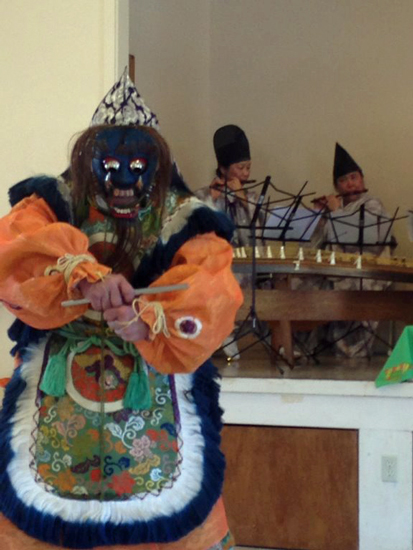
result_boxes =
[333,142,365,203]
[313,143,390,257]
[196,125,261,361]
[196,124,257,248]
[312,143,365,212]
[302,143,395,358]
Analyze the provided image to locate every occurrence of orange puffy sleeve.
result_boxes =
[135,232,243,374]
[0,194,111,329]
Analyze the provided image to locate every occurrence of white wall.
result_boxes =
[130,0,413,255]
[0,0,129,379]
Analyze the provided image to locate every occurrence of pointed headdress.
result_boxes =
[90,67,160,129]
[88,67,188,193]
[333,143,363,183]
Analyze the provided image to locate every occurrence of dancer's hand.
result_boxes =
[104,304,150,342]
[78,274,135,311]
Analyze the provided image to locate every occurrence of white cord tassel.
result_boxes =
[45,253,97,284]
[120,298,170,338]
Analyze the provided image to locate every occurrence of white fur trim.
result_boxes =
[160,197,206,244]
[7,342,206,524]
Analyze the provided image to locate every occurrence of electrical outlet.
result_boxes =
[382,455,398,482]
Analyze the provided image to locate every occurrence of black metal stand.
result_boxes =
[221,176,292,372]
[229,222,287,372]
[299,201,405,360]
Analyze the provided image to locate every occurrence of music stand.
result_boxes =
[220,177,323,368]
[303,201,405,360]
[223,176,289,372]
[322,204,399,254]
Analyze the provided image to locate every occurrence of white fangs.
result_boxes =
[114,207,133,214]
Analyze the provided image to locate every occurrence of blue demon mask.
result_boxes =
[91,127,159,219]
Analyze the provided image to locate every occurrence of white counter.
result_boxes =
[220,376,413,550]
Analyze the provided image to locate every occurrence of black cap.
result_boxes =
[213,125,250,168]
[333,143,363,182]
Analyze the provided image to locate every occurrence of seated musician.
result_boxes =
[298,143,395,358]
[196,124,255,248]
[196,125,257,360]
[313,142,390,257]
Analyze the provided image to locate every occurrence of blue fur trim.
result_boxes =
[7,319,47,358]
[8,175,72,223]
[192,360,224,433]
[133,205,234,288]
[0,361,225,548]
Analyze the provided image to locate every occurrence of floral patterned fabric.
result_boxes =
[35,336,180,501]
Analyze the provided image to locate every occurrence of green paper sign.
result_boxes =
[375,326,413,387]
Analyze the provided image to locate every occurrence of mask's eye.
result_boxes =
[130,158,147,175]
[102,157,120,172]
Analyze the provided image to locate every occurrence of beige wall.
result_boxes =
[130,0,413,255]
[0,0,129,379]
[129,0,211,190]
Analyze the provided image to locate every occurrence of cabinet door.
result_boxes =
[221,425,358,550]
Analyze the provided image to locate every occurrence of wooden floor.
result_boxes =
[214,338,386,382]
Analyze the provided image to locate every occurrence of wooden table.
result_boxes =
[234,261,413,365]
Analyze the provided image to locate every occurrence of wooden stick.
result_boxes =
[61,283,189,308]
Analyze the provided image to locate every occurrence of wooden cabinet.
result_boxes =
[221,425,358,550]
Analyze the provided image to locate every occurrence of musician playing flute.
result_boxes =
[196,124,265,360]
[196,124,258,248]
[312,142,391,257]
[0,72,242,550]
[297,143,394,358]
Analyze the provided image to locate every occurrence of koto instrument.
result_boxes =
[232,244,413,365]
[232,244,413,284]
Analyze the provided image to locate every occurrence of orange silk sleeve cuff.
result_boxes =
[135,233,243,374]
[0,194,111,329]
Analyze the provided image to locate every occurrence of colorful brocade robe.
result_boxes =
[0,175,242,549]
